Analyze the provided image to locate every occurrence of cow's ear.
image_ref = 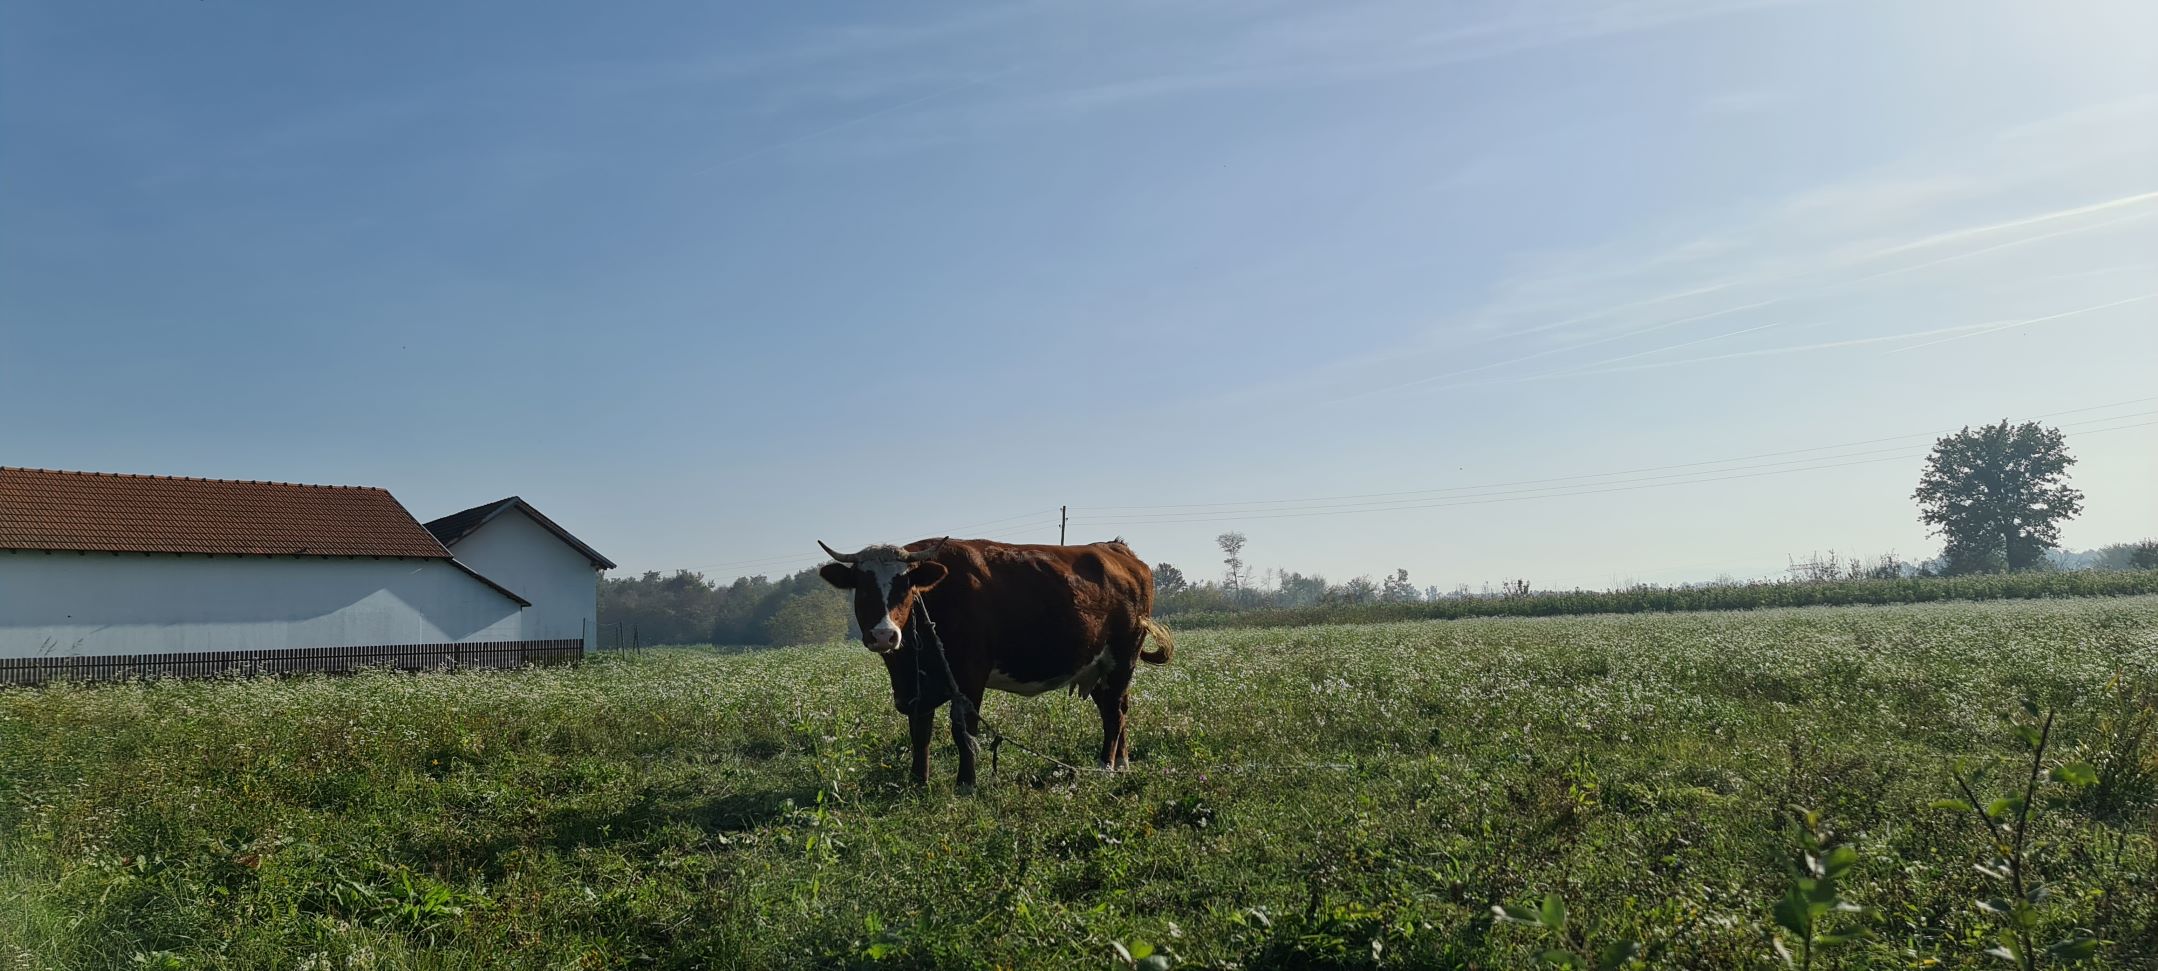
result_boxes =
[818,563,858,590]
[907,561,948,590]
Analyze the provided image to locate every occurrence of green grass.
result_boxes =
[1163,568,2158,630]
[4,598,2157,969]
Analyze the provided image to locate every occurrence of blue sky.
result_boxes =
[4,0,2154,591]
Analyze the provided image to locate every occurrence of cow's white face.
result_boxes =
[817,546,948,653]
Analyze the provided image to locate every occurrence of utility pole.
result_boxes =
[1060,505,1068,545]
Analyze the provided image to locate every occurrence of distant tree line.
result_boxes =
[1142,420,2153,618]
[598,568,851,648]
[1145,541,2157,621]
[602,420,2154,643]
[1143,532,1531,617]
[2068,542,2158,571]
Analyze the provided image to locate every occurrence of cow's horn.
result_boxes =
[905,537,949,562]
[818,540,858,564]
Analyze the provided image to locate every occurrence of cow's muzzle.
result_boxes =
[865,627,902,653]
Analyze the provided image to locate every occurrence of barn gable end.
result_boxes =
[425,498,612,652]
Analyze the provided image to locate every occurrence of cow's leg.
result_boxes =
[907,707,936,785]
[1092,662,1137,770]
[1091,685,1125,770]
[950,690,985,789]
[1116,692,1134,769]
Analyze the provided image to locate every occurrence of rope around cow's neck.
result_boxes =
[908,598,1103,779]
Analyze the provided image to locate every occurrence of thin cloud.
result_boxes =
[1374,293,2157,398]
[1383,319,1787,399]
[1696,88,1788,116]
[599,3,1047,94]
[1846,205,2158,285]
[1331,297,1780,403]
[1552,294,2157,379]
[1021,0,1800,114]
[691,71,1005,174]
[1855,189,2158,262]
[1332,188,2158,404]
[1480,279,1751,346]
[1882,293,2158,354]
[1538,320,1783,372]
[1421,190,2151,368]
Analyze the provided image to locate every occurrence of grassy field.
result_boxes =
[4,598,2157,970]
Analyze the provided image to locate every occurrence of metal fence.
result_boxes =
[592,621,643,654]
[0,639,585,687]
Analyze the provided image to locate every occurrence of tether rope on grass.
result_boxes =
[907,604,1359,779]
[910,600,1107,778]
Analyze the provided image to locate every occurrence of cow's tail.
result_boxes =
[1138,618,1175,665]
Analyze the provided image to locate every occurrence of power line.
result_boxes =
[1077,409,2158,524]
[1077,454,1923,528]
[1081,396,2158,514]
[1084,441,1930,523]
[912,507,1063,538]
[659,508,1060,576]
[1068,417,2158,529]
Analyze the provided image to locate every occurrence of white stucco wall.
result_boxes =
[0,552,527,658]
[440,508,599,649]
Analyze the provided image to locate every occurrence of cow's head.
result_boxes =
[817,540,949,653]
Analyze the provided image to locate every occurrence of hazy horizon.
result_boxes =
[5,0,2154,592]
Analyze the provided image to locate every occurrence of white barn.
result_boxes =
[0,467,613,684]
[422,496,616,649]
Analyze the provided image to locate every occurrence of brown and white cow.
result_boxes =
[816,537,1173,788]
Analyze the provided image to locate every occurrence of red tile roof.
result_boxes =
[0,467,454,558]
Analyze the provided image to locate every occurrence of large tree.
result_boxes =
[1217,532,1248,591]
[1152,562,1188,595]
[1913,420,2084,574]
